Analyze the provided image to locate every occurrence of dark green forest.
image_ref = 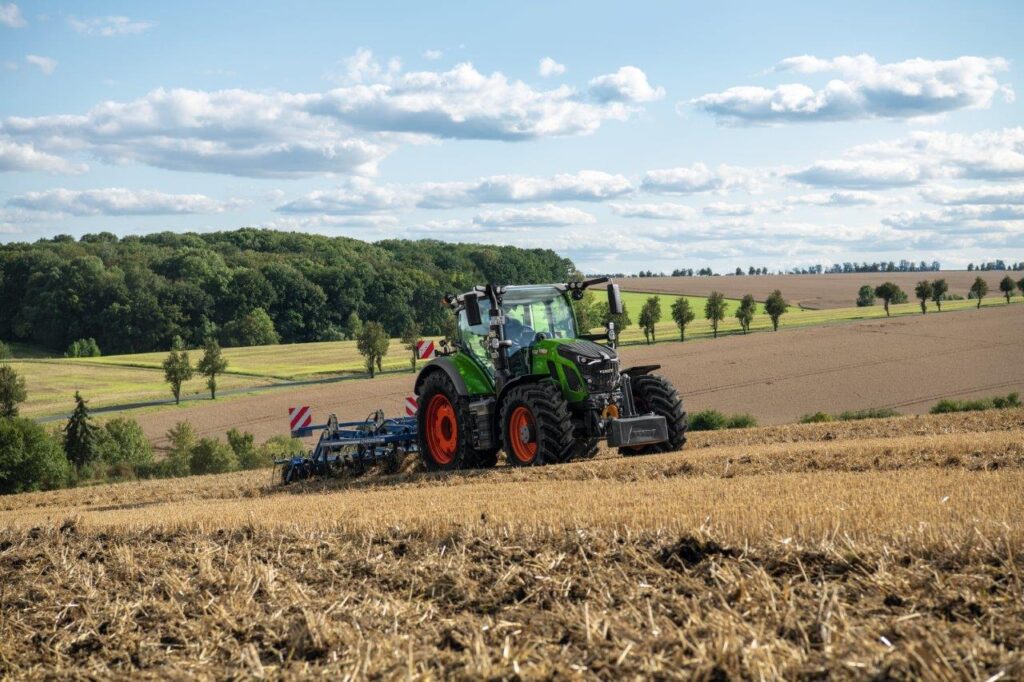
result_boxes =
[0,229,573,354]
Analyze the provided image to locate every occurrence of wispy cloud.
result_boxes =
[7,188,243,215]
[25,55,56,75]
[0,3,25,27]
[472,204,597,227]
[68,15,155,36]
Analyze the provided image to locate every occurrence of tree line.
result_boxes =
[857,276,1024,314]
[0,229,571,355]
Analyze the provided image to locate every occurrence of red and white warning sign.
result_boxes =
[288,406,312,431]
[416,339,436,360]
[405,396,418,416]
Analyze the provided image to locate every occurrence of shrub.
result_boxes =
[101,418,154,470]
[688,410,757,431]
[725,413,758,429]
[0,417,71,494]
[800,412,834,424]
[258,435,306,464]
[189,437,237,475]
[66,338,102,358]
[930,392,1021,414]
[163,421,196,478]
[227,428,269,470]
[0,364,28,418]
[837,407,900,421]
[0,341,11,360]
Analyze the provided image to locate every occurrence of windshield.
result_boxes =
[458,285,577,376]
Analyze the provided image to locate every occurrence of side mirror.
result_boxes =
[607,283,624,316]
[464,294,483,327]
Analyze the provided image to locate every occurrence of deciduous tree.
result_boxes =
[670,297,695,341]
[735,294,756,334]
[401,321,422,371]
[856,285,875,307]
[970,276,988,308]
[357,322,390,378]
[999,275,1015,303]
[873,282,903,317]
[764,290,788,331]
[638,296,661,344]
[914,280,933,314]
[162,336,194,405]
[931,278,948,311]
[0,364,27,418]
[705,291,726,338]
[196,337,228,399]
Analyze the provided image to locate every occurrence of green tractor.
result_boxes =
[414,278,687,470]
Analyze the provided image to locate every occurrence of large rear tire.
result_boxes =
[500,382,574,466]
[619,374,687,456]
[417,372,478,472]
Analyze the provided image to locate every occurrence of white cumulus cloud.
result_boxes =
[588,66,665,103]
[0,138,85,173]
[608,202,697,220]
[787,160,923,189]
[539,57,565,77]
[693,54,1012,125]
[788,190,888,206]
[7,188,241,215]
[275,178,413,214]
[0,3,25,27]
[473,205,597,227]
[418,170,634,208]
[921,184,1024,205]
[641,163,760,194]
[68,15,154,36]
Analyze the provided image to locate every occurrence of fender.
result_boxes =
[414,357,470,397]
[622,364,661,377]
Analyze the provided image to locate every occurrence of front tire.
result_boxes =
[417,372,476,472]
[619,374,687,456]
[500,382,574,466]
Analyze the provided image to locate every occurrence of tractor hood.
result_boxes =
[553,338,618,363]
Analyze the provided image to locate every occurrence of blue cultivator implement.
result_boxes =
[276,409,418,484]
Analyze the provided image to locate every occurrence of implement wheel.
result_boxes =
[416,371,481,472]
[500,382,574,466]
[620,374,687,456]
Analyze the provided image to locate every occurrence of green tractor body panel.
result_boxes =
[529,337,590,404]
[448,351,495,396]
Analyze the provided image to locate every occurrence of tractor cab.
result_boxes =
[458,285,578,379]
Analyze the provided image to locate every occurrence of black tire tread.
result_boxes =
[620,374,687,456]
[500,381,574,466]
[416,371,477,471]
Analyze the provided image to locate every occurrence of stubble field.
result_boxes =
[1,409,1022,678]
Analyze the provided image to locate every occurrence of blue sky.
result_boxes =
[2,0,1023,272]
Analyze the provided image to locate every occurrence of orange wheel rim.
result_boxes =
[425,394,458,464]
[508,406,538,463]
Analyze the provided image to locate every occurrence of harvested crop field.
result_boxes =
[2,410,1022,678]
[131,304,1024,447]
[620,270,1014,309]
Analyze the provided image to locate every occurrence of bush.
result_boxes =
[725,413,758,429]
[800,411,834,424]
[163,421,196,478]
[836,407,900,421]
[688,410,757,431]
[188,437,237,475]
[227,428,269,470]
[66,338,101,358]
[0,341,11,360]
[930,392,1021,414]
[101,418,154,471]
[0,417,71,494]
[258,435,306,462]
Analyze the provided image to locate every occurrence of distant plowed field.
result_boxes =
[621,270,1012,309]
[132,304,1023,447]
[2,409,1022,678]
